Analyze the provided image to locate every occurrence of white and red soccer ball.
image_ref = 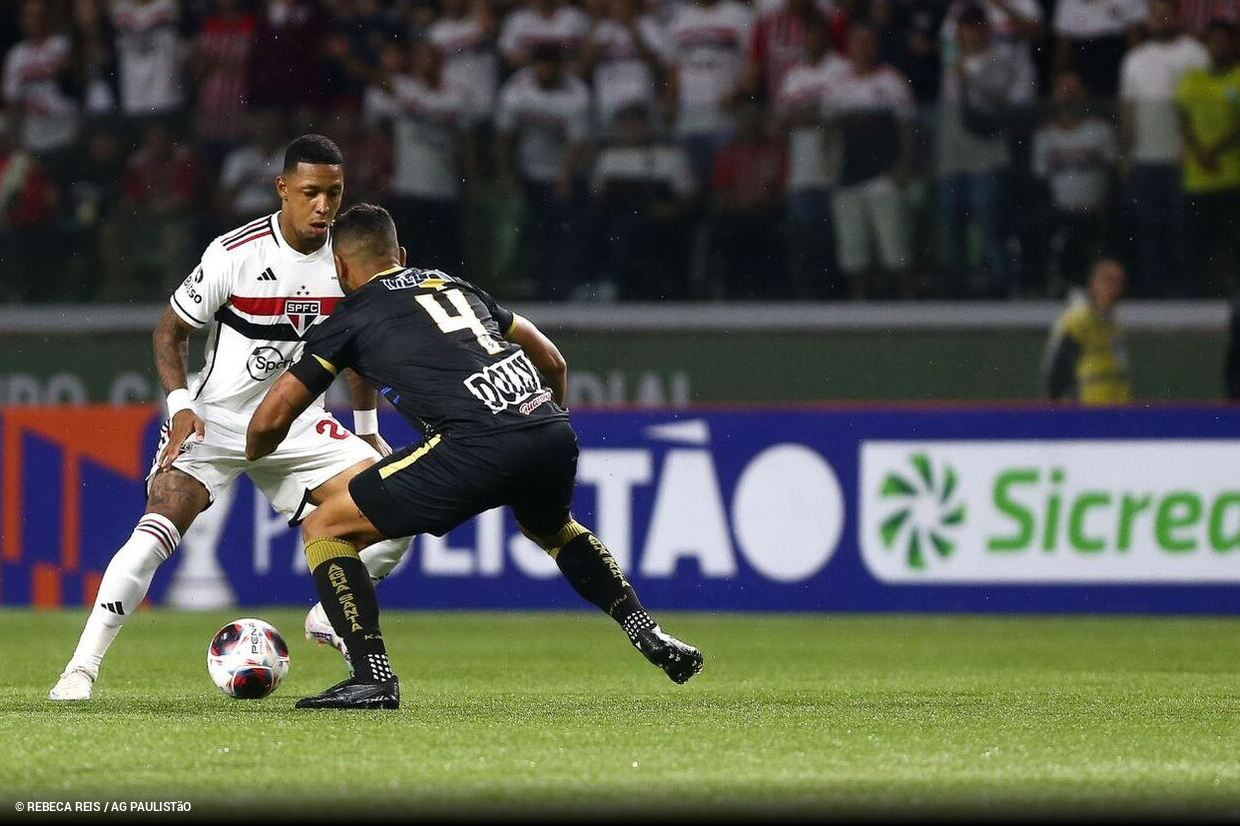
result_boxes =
[206,618,289,699]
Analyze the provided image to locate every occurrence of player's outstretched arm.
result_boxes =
[153,308,206,470]
[506,315,567,406]
[246,371,317,461]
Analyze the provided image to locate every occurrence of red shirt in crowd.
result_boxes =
[711,136,787,211]
[125,145,201,214]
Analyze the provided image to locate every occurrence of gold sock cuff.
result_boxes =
[543,519,589,559]
[304,537,359,572]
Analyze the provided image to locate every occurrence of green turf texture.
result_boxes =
[2,610,1240,818]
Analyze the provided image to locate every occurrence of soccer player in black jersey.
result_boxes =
[246,203,703,709]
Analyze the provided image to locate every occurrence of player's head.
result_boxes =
[276,134,345,251]
[331,203,407,293]
[1087,258,1126,313]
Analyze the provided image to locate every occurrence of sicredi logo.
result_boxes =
[860,440,1240,583]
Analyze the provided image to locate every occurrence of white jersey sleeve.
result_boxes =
[170,240,234,329]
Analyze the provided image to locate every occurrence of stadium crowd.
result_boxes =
[0,0,1236,302]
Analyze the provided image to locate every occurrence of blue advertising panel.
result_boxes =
[3,404,1240,613]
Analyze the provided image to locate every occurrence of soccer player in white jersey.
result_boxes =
[48,135,408,701]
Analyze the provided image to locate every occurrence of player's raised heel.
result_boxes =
[304,602,351,668]
[294,676,400,710]
[48,666,96,701]
[630,624,704,684]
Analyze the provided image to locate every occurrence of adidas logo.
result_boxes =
[100,601,125,616]
[257,268,277,282]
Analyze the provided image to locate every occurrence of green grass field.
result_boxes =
[2,610,1240,818]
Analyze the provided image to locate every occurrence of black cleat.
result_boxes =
[630,623,704,684]
[294,676,400,710]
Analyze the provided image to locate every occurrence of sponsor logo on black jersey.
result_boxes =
[464,351,548,414]
[379,268,452,291]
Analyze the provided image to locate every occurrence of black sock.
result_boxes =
[307,539,393,684]
[555,532,655,643]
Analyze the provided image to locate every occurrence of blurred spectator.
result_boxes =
[940,0,1044,107]
[936,5,1017,297]
[1176,19,1240,297]
[1043,257,1131,404]
[325,0,402,107]
[582,0,665,132]
[589,101,695,299]
[189,0,257,169]
[1120,0,1207,295]
[122,121,202,296]
[385,40,475,273]
[665,0,753,186]
[217,109,285,227]
[248,0,329,112]
[3,0,79,157]
[1054,0,1147,97]
[496,43,590,299]
[110,0,184,120]
[828,24,915,299]
[776,15,849,297]
[870,0,943,106]
[745,0,841,103]
[68,0,119,118]
[63,122,127,299]
[1032,71,1118,288]
[427,0,500,125]
[708,102,787,298]
[499,0,591,71]
[0,113,57,301]
[1181,0,1240,36]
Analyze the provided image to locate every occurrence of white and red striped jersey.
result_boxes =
[666,1,753,136]
[498,4,590,65]
[169,212,340,415]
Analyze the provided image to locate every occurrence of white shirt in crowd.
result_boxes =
[587,15,666,130]
[219,145,283,217]
[427,13,499,123]
[1120,34,1209,163]
[496,68,591,184]
[776,52,850,191]
[1033,117,1117,213]
[387,74,472,202]
[590,143,696,199]
[666,0,753,136]
[111,0,184,116]
[1,34,77,152]
[1054,0,1148,39]
[499,4,591,64]
[940,0,1043,105]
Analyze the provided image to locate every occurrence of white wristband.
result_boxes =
[166,388,194,418]
[353,409,379,436]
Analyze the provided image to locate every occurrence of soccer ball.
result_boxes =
[206,618,290,699]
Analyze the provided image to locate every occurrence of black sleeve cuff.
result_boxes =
[288,354,337,397]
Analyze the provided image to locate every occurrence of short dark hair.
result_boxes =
[957,4,989,27]
[332,203,398,261]
[282,134,344,173]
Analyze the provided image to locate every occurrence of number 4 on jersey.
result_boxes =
[416,289,505,355]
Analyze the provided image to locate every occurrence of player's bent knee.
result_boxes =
[522,518,589,558]
[145,468,210,536]
[300,492,382,551]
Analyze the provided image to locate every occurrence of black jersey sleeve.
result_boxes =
[288,306,360,396]
[462,281,516,337]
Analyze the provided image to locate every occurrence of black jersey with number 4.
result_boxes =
[289,266,567,438]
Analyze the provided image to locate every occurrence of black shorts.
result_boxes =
[348,420,579,540]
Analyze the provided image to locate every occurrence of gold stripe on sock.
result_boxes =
[540,519,589,559]
[304,537,359,573]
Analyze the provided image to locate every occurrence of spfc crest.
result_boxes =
[285,299,322,337]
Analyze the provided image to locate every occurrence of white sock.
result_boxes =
[66,514,180,676]
[359,537,409,582]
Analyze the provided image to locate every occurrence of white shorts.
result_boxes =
[832,175,911,276]
[147,403,380,522]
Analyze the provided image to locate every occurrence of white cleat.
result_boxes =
[305,602,351,668]
[48,666,95,701]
